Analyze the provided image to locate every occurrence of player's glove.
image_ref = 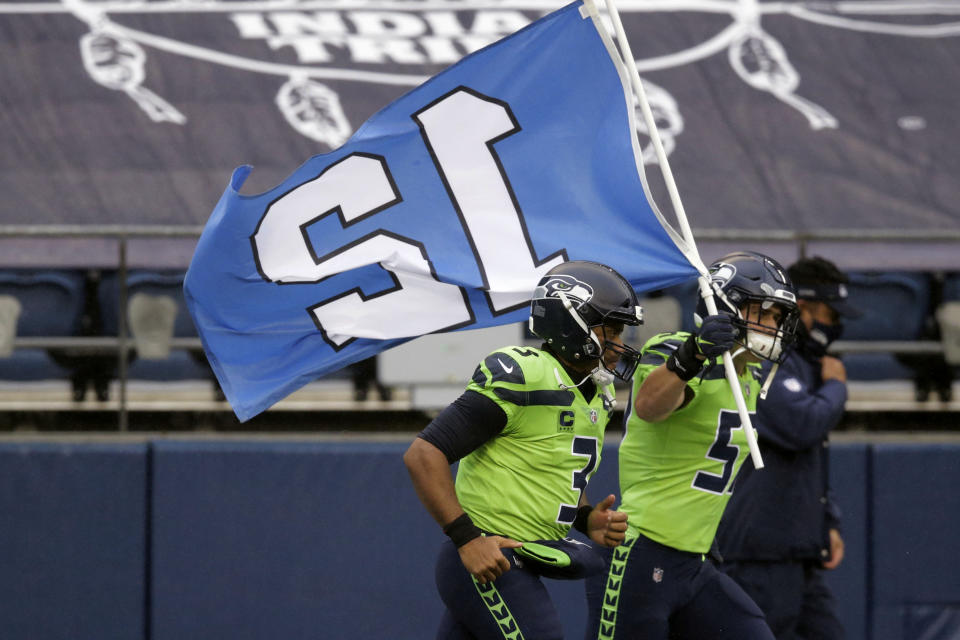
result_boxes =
[666,313,737,381]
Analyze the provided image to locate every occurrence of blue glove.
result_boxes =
[666,313,737,381]
[694,313,737,358]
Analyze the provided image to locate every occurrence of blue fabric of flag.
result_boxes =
[185,0,698,421]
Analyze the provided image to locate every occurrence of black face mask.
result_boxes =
[801,320,844,358]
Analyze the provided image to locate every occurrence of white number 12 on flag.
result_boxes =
[251,86,566,349]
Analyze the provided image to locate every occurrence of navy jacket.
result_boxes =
[716,348,845,563]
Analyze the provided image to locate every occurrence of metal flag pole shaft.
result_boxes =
[599,0,764,468]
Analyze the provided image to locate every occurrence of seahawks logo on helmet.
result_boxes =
[533,275,594,307]
[709,262,737,287]
[710,262,796,305]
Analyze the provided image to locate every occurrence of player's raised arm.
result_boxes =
[634,313,737,422]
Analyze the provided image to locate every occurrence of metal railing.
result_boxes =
[1,225,958,429]
[1,226,201,430]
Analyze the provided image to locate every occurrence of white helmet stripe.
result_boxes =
[557,291,602,352]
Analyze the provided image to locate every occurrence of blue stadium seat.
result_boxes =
[0,270,86,381]
[936,273,960,371]
[99,271,197,339]
[842,272,930,340]
[99,271,212,381]
[942,273,960,302]
[841,272,931,381]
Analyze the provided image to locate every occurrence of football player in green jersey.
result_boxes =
[404,260,644,640]
[584,251,800,640]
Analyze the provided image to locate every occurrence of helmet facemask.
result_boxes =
[528,260,643,381]
[727,298,799,364]
[596,321,643,382]
[699,256,799,365]
[530,291,643,381]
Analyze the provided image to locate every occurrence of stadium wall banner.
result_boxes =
[184,0,699,421]
[3,0,959,249]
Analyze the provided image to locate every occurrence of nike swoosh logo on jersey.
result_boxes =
[497,358,514,373]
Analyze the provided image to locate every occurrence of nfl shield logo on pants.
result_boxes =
[652,567,664,583]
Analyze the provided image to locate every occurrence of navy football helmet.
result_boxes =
[696,251,799,363]
[529,261,643,380]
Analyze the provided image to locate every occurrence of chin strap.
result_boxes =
[759,362,780,400]
[554,367,591,390]
[728,345,779,400]
[592,368,617,409]
[553,367,618,409]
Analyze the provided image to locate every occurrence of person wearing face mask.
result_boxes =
[715,256,860,640]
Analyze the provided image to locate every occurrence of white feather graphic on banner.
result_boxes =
[79,31,187,124]
[276,77,352,148]
[729,23,837,130]
[633,78,684,165]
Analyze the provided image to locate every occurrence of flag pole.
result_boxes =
[597,0,765,469]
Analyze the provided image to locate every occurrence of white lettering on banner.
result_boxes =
[231,10,529,65]
[265,34,497,64]
[348,12,429,37]
[230,12,348,38]
[344,36,428,65]
[57,1,955,149]
[252,89,567,347]
[423,12,467,37]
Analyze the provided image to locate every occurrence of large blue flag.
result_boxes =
[185,0,698,421]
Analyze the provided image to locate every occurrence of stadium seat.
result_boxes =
[98,271,215,383]
[841,272,930,341]
[0,270,87,381]
[943,273,960,302]
[841,272,932,381]
[936,273,960,366]
[0,295,21,357]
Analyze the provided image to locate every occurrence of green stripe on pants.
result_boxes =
[473,577,525,640]
[597,534,637,639]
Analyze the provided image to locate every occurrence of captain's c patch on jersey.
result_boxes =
[558,410,575,432]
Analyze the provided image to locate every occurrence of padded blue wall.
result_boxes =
[0,443,147,640]
[149,440,444,640]
[547,441,871,639]
[871,445,960,640]
[824,444,870,640]
[1,438,958,640]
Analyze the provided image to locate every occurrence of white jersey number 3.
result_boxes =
[251,87,564,349]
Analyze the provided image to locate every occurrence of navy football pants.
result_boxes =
[434,539,564,640]
[583,533,775,640]
[721,561,844,640]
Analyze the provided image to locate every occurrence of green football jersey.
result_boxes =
[455,345,616,542]
[619,331,760,554]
